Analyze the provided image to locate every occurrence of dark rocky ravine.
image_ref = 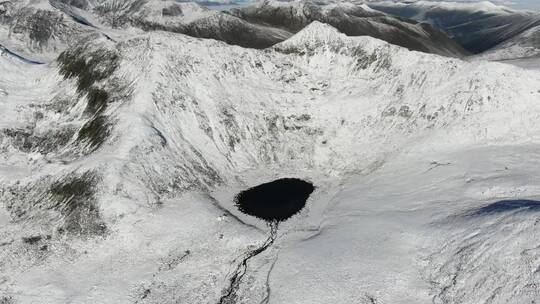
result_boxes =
[218,221,278,304]
[218,178,314,303]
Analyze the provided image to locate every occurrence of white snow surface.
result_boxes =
[1,21,540,304]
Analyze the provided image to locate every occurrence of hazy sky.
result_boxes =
[438,0,540,11]
[509,0,540,10]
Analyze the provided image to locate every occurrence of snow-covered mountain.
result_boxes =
[2,15,540,303]
[0,0,470,58]
[369,0,540,53]
[89,0,468,56]
[113,0,292,49]
[231,0,468,56]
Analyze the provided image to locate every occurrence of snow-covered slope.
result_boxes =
[0,0,99,61]
[476,23,540,60]
[2,21,540,303]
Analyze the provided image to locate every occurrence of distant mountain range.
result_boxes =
[7,0,540,62]
[369,0,540,55]
[0,0,470,60]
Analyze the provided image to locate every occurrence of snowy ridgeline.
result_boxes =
[1,10,540,304]
[0,0,472,63]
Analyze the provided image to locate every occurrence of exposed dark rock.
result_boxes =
[49,171,107,236]
[22,235,42,245]
[2,127,76,154]
[57,46,119,93]
[76,115,111,151]
[58,0,89,9]
[162,4,183,17]
[57,44,128,151]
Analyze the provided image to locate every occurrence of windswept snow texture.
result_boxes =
[2,6,540,304]
[369,0,540,53]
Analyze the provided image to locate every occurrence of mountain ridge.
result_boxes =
[0,0,469,61]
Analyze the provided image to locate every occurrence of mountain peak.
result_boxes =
[274,21,387,54]
[286,20,343,40]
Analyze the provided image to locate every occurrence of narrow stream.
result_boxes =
[218,221,279,304]
[218,178,314,303]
